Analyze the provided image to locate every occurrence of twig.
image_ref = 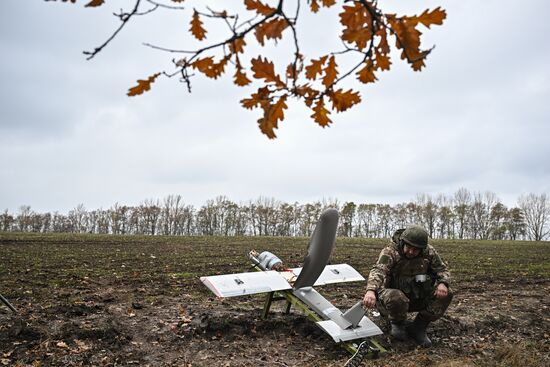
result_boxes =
[145,0,185,10]
[83,0,142,60]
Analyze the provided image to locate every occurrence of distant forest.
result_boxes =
[2,189,549,241]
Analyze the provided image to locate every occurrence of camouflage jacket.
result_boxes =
[366,242,451,299]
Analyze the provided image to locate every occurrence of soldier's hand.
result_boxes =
[434,283,448,299]
[363,290,377,309]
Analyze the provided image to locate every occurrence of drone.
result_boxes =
[200,208,385,362]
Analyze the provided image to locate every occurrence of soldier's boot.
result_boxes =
[390,321,408,341]
[406,314,432,347]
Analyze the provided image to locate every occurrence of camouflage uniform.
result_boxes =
[366,239,453,322]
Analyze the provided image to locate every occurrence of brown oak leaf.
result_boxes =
[357,61,378,83]
[375,51,391,71]
[418,7,446,29]
[127,73,161,97]
[190,11,207,40]
[310,0,320,13]
[85,0,104,7]
[295,84,319,107]
[376,27,390,54]
[327,89,361,112]
[340,2,372,50]
[251,57,285,87]
[321,0,336,7]
[244,0,275,16]
[229,37,246,54]
[311,98,332,127]
[191,57,214,71]
[322,56,338,88]
[234,62,251,86]
[305,55,328,80]
[255,18,288,46]
[258,96,287,139]
[191,56,228,79]
[241,87,270,110]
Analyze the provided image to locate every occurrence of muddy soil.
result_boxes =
[1,235,549,366]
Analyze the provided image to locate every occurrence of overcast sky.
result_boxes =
[1,0,549,213]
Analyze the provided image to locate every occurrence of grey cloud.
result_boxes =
[1,0,549,213]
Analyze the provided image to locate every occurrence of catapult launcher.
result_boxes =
[200,208,386,364]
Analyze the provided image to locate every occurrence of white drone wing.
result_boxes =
[200,263,364,298]
[293,264,365,286]
[200,270,292,298]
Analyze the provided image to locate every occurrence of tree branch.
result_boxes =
[83,0,143,60]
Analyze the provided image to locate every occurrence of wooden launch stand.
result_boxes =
[260,288,386,357]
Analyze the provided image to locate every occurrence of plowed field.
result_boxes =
[1,234,549,366]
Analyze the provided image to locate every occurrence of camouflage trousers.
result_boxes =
[376,287,453,322]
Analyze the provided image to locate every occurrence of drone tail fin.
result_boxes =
[293,208,339,289]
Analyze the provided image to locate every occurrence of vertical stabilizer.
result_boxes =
[293,208,339,289]
[342,301,366,328]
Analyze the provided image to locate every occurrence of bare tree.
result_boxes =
[437,205,454,239]
[68,203,88,233]
[518,193,550,241]
[5,190,544,240]
[469,191,498,240]
[128,207,142,234]
[377,204,394,238]
[489,202,508,240]
[393,204,408,230]
[275,202,296,237]
[416,194,438,238]
[140,200,161,235]
[96,209,111,234]
[29,213,44,232]
[15,205,33,232]
[253,197,279,236]
[51,211,66,233]
[176,205,195,236]
[357,204,377,238]
[298,202,322,237]
[196,199,218,236]
[506,207,526,240]
[0,209,15,232]
[109,203,129,234]
[41,212,52,233]
[454,188,471,239]
[339,202,356,237]
[160,194,187,235]
[404,202,420,226]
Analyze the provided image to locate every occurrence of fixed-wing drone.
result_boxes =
[200,208,383,354]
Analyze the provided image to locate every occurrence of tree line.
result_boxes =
[1,189,549,241]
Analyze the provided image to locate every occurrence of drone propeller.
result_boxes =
[293,208,339,289]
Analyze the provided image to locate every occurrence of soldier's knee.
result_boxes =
[441,288,454,305]
[381,289,409,313]
[422,289,453,321]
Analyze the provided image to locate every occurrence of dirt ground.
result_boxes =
[1,234,549,366]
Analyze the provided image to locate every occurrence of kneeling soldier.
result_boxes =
[362,225,453,347]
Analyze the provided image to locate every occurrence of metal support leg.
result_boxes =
[284,299,292,314]
[262,292,274,319]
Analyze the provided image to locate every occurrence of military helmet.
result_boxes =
[400,225,429,249]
